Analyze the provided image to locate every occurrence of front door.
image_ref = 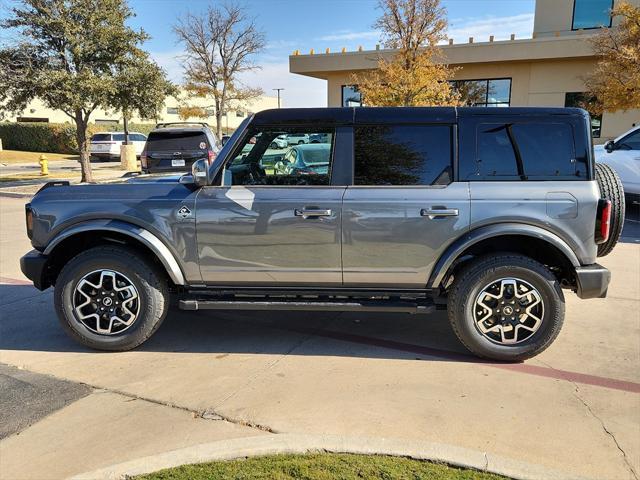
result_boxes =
[196,126,345,286]
[341,124,470,287]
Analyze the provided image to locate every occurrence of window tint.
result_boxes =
[130,134,147,141]
[573,0,612,29]
[565,92,601,138]
[473,122,577,179]
[225,129,334,186]
[112,134,125,141]
[146,131,208,151]
[91,134,111,142]
[354,125,452,186]
[619,130,640,150]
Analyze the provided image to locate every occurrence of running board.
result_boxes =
[179,299,435,314]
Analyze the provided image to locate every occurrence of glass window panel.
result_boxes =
[512,123,576,177]
[476,124,519,177]
[226,129,334,186]
[487,79,511,104]
[342,85,362,107]
[565,92,602,138]
[354,125,452,185]
[619,130,640,150]
[573,0,612,29]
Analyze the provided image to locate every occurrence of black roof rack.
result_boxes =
[154,122,210,129]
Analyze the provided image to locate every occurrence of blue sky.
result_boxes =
[4,0,537,107]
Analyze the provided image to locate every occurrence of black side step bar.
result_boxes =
[179,299,435,314]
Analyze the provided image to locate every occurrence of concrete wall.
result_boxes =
[322,57,639,143]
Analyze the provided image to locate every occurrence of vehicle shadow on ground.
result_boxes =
[0,284,474,363]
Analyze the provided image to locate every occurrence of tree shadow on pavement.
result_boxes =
[0,283,474,363]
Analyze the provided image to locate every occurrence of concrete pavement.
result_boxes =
[0,196,638,480]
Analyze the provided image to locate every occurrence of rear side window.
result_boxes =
[469,122,580,180]
[130,134,147,141]
[146,131,209,151]
[354,125,452,185]
[112,134,125,141]
[91,134,111,142]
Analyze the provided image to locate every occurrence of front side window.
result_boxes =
[572,0,613,30]
[469,122,579,180]
[618,129,640,150]
[342,85,362,107]
[451,79,511,107]
[354,125,453,186]
[224,128,334,186]
[565,92,602,138]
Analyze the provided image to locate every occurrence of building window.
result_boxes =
[342,85,362,107]
[236,110,245,117]
[166,107,179,115]
[16,117,49,122]
[565,92,602,138]
[572,0,613,30]
[205,108,215,116]
[450,78,511,107]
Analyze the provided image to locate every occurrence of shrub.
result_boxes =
[0,122,156,153]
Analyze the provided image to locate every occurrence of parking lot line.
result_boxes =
[284,326,640,394]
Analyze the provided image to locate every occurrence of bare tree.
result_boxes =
[174,2,265,138]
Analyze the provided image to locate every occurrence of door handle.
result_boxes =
[295,208,332,218]
[421,207,459,219]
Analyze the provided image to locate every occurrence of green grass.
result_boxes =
[134,453,509,480]
[0,150,79,164]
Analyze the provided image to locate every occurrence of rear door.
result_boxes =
[90,133,113,154]
[342,123,470,287]
[145,130,210,171]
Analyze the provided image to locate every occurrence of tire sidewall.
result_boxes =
[452,261,564,360]
[55,249,166,350]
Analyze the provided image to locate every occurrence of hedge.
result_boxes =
[0,122,156,154]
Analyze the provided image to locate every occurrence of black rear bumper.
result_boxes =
[575,264,610,299]
[20,250,50,290]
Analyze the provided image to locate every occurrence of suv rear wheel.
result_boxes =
[54,246,169,351]
[447,254,565,361]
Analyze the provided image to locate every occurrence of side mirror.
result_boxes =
[192,158,209,187]
[604,140,615,153]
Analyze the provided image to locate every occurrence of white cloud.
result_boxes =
[240,62,326,108]
[152,50,327,108]
[150,50,184,83]
[317,30,381,42]
[446,13,534,43]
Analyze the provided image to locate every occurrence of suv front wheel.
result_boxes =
[447,254,565,361]
[54,245,169,351]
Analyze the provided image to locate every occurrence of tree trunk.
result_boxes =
[215,111,223,139]
[75,112,93,183]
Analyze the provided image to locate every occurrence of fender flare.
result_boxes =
[426,223,580,289]
[44,219,186,285]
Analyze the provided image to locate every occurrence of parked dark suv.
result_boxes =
[141,122,219,174]
[20,107,625,361]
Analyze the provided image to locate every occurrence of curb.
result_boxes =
[0,191,33,198]
[69,433,594,480]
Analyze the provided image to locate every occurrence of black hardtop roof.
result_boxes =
[250,106,588,125]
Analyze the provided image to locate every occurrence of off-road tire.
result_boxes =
[447,254,565,361]
[54,245,169,351]
[595,162,625,257]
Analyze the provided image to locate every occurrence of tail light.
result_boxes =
[595,199,611,244]
[207,150,217,165]
[25,204,33,239]
[140,151,147,169]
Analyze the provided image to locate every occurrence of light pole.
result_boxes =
[273,88,284,108]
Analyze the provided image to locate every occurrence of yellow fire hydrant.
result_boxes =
[39,154,49,176]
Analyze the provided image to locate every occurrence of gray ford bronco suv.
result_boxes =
[20,107,625,361]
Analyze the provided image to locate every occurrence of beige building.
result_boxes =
[8,92,280,132]
[289,0,639,143]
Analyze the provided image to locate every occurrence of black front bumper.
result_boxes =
[575,264,610,299]
[20,250,50,290]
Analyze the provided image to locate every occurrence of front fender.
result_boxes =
[44,219,186,285]
[426,223,581,289]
